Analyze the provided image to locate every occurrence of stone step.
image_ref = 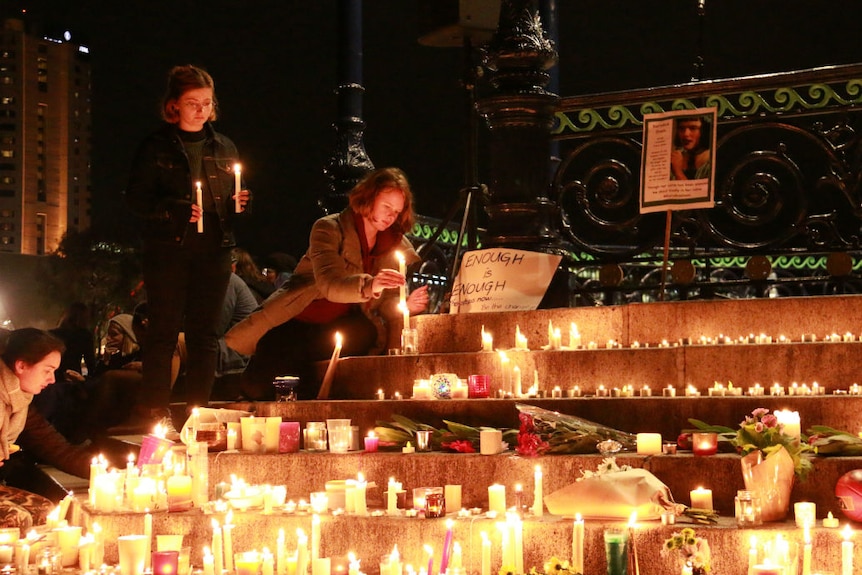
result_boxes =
[412,294,862,354]
[235,396,862,450]
[79,505,855,575]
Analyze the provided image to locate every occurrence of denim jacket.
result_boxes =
[125,122,245,246]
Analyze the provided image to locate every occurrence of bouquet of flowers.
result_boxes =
[373,414,518,453]
[807,425,862,455]
[515,404,637,456]
[690,407,813,480]
[662,528,711,574]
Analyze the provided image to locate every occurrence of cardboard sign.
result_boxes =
[449,248,562,314]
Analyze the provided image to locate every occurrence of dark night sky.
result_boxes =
[11,0,862,259]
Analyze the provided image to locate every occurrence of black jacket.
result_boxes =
[125,122,245,246]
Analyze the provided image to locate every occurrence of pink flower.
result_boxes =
[752,408,769,418]
[754,422,764,433]
[761,414,778,428]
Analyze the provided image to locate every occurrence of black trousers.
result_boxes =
[140,221,232,410]
[241,309,378,400]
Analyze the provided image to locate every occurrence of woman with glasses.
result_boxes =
[226,167,429,400]
[125,64,250,438]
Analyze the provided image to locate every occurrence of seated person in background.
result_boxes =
[232,247,274,304]
[262,252,297,290]
[226,167,429,400]
[217,272,258,380]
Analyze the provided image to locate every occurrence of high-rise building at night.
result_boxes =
[0,17,91,255]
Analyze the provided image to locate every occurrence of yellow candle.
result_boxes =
[532,465,543,517]
[636,433,663,455]
[572,514,584,574]
[488,484,506,515]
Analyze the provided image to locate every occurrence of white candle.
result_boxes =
[297,529,308,575]
[389,546,401,575]
[802,526,812,575]
[748,535,757,575]
[144,512,152,570]
[636,433,662,455]
[572,514,584,574]
[223,513,234,572]
[488,484,506,514]
[195,181,204,233]
[775,409,801,441]
[842,524,854,575]
[532,465,543,517]
[387,478,401,515]
[569,323,581,348]
[482,326,493,352]
[262,549,275,575]
[481,532,491,575]
[234,163,242,213]
[513,365,522,398]
[311,514,321,560]
[690,487,713,511]
[277,529,286,575]
[317,332,343,400]
[354,477,368,516]
[211,519,223,575]
[203,547,214,575]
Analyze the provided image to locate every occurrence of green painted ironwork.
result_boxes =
[553,74,862,137]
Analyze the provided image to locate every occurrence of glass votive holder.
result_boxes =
[467,374,490,398]
[425,492,445,518]
[304,422,328,452]
[691,432,718,456]
[415,429,433,452]
[735,490,762,527]
[401,328,418,355]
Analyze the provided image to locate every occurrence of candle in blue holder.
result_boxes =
[604,529,628,575]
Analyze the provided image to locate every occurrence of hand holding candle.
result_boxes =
[234,163,242,213]
[195,181,204,233]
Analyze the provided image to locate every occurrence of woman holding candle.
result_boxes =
[125,65,250,437]
[227,167,429,400]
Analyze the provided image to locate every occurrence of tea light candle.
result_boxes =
[692,432,718,456]
[685,384,700,397]
[595,385,609,397]
[823,512,840,528]
[640,385,652,397]
[450,380,469,399]
[412,380,433,400]
[376,389,385,400]
[551,386,562,398]
[690,487,713,510]
[662,385,676,397]
[636,433,662,455]
[567,386,581,398]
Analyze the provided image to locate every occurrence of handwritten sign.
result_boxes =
[449,248,562,314]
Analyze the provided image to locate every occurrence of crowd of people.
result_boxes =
[0,64,430,519]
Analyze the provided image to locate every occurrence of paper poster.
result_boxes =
[640,107,717,213]
[449,248,562,314]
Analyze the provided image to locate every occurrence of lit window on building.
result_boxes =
[1,77,12,85]
[1,237,14,245]
[0,96,13,105]
[0,150,12,158]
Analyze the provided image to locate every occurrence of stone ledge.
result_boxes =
[80,508,855,575]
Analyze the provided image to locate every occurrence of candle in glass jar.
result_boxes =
[692,432,718,456]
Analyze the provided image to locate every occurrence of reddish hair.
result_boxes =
[348,167,415,234]
[161,65,218,124]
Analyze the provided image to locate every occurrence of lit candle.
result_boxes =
[690,487,713,511]
[424,545,433,575]
[195,181,204,233]
[481,532,491,575]
[203,547,214,575]
[748,536,757,575]
[354,474,368,516]
[166,466,192,512]
[234,163,242,213]
[223,511,234,572]
[211,519,223,575]
[296,529,308,575]
[774,409,801,441]
[512,365,522,397]
[364,431,379,452]
[481,326,493,352]
[533,465,543,517]
[572,513,584,575]
[317,331,343,400]
[802,525,812,575]
[636,433,662,455]
[488,484,506,515]
[311,514,321,560]
[515,325,528,350]
[628,512,640,575]
[824,512,841,528]
[387,478,401,515]
[842,524,854,575]
[396,251,407,306]
[389,546,401,575]
[277,529,286,575]
[439,519,454,575]
[692,432,718,456]
[569,323,581,348]
[144,511,153,571]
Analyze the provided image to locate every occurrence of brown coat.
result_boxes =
[0,361,32,461]
[225,210,420,355]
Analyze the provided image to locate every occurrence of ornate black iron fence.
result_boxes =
[550,63,862,303]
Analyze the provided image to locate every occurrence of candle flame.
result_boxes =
[628,510,637,527]
[335,331,343,348]
[396,251,405,264]
[234,163,241,174]
[424,545,433,556]
[843,523,854,540]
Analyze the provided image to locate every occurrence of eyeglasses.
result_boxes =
[179,100,213,111]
